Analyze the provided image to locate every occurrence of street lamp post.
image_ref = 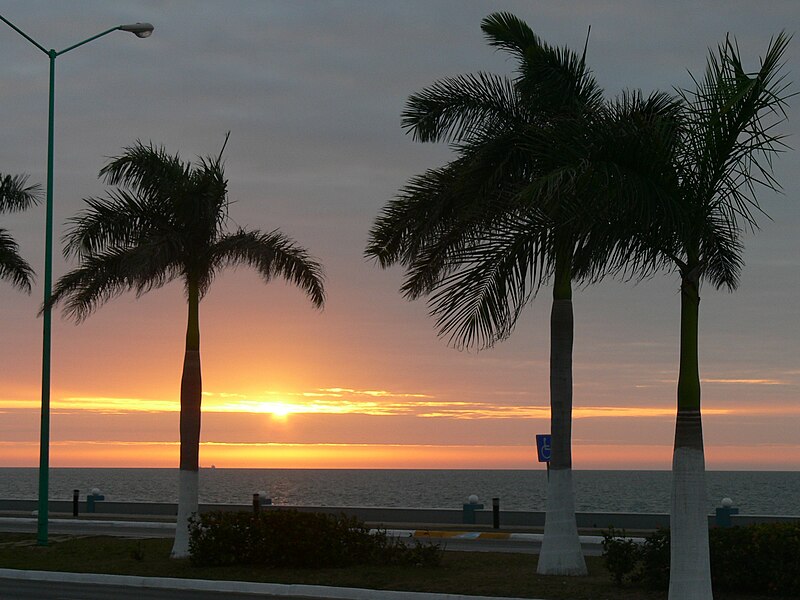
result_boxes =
[0,15,153,546]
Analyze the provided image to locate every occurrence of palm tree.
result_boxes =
[50,138,326,558]
[0,174,41,291]
[366,12,678,575]
[633,34,792,599]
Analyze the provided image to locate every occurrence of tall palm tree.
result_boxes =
[0,173,41,291]
[50,139,326,557]
[366,12,678,575]
[633,34,792,599]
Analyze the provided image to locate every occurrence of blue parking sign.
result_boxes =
[536,434,551,462]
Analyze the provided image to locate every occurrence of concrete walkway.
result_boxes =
[0,568,535,600]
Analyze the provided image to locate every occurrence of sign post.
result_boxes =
[536,434,551,480]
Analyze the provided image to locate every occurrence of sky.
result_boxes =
[0,0,798,471]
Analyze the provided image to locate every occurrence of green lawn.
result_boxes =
[0,535,778,600]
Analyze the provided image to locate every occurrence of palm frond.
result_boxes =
[185,155,229,242]
[565,90,686,280]
[480,12,541,59]
[208,229,325,309]
[366,165,467,269]
[0,228,35,292]
[50,242,180,322]
[63,189,171,259]
[93,141,233,258]
[0,173,41,213]
[403,72,520,144]
[426,213,551,349]
[695,208,744,291]
[99,140,191,199]
[677,32,792,233]
[517,40,603,116]
[481,11,603,118]
[368,130,543,302]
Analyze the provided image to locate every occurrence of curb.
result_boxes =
[385,529,611,545]
[0,568,536,600]
[0,516,174,529]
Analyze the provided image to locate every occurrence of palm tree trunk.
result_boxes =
[171,278,202,558]
[668,268,712,599]
[537,252,587,576]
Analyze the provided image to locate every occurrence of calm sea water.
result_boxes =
[1,468,798,515]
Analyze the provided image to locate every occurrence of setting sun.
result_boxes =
[268,402,294,419]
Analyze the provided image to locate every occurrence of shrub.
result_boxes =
[636,528,670,590]
[187,510,257,566]
[188,509,443,569]
[603,523,800,596]
[710,522,800,596]
[601,528,640,585]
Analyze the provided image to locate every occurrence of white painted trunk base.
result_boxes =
[537,468,587,575]
[170,469,199,558]
[669,446,712,600]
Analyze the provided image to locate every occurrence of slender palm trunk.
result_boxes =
[537,253,587,576]
[669,268,712,599]
[171,278,202,558]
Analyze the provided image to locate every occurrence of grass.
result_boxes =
[0,534,779,600]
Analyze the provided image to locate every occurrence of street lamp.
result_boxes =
[0,15,153,546]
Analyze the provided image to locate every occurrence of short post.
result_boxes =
[86,488,104,513]
[492,497,500,529]
[715,497,739,527]
[252,493,260,514]
[462,494,483,525]
[72,489,79,517]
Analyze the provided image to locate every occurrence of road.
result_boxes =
[0,578,315,600]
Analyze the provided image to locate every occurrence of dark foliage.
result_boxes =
[601,528,640,585]
[188,510,443,569]
[710,523,800,596]
[603,524,800,595]
[637,528,671,590]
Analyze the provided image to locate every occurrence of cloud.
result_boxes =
[701,378,786,385]
[0,397,177,413]
[0,392,751,420]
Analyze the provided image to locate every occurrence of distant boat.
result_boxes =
[210,465,216,470]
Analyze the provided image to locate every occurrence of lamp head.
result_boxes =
[119,22,154,38]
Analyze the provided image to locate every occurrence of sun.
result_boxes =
[264,402,296,421]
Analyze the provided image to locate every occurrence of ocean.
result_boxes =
[1,468,798,515]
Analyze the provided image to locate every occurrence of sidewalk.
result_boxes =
[0,568,536,600]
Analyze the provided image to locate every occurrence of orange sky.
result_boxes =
[3,327,799,470]
[2,254,798,471]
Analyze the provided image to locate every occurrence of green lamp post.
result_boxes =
[0,15,154,546]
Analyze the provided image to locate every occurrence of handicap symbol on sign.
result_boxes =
[535,434,552,463]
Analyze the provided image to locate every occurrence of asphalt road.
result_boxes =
[0,578,320,600]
